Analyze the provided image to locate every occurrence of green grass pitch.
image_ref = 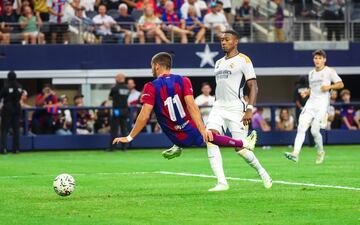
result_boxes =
[0,146,359,225]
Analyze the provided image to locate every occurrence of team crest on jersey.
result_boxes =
[229,63,235,69]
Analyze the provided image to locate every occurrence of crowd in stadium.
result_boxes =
[0,0,358,44]
[16,74,360,137]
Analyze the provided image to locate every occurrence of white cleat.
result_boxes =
[244,130,257,151]
[316,151,325,164]
[208,183,229,192]
[260,171,272,189]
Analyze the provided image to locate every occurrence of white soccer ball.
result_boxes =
[53,174,76,196]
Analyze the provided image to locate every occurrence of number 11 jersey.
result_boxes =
[141,74,203,147]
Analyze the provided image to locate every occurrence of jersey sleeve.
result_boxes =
[141,82,156,106]
[329,68,342,83]
[182,77,193,96]
[241,55,256,80]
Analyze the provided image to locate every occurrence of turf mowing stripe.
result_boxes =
[157,171,360,191]
[0,172,152,179]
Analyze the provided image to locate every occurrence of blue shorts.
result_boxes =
[163,125,204,148]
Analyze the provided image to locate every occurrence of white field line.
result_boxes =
[1,171,359,191]
[156,171,360,191]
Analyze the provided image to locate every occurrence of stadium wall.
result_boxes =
[9,131,360,151]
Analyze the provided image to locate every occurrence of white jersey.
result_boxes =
[213,53,256,112]
[306,66,342,109]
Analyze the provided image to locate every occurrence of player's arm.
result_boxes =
[184,95,212,142]
[243,79,258,126]
[321,81,344,92]
[113,103,153,144]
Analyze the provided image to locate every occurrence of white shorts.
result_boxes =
[206,106,247,139]
[299,106,328,129]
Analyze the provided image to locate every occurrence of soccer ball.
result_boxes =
[53,174,76,196]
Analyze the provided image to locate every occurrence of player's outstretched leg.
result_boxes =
[162,145,183,160]
[211,130,257,151]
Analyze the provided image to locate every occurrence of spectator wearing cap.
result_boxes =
[340,89,360,130]
[203,1,229,39]
[32,84,57,134]
[115,3,145,44]
[0,71,23,154]
[74,94,94,134]
[55,94,72,135]
[109,73,130,151]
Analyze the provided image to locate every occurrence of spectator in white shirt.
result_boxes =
[195,82,215,124]
[127,79,141,106]
[92,4,126,43]
[203,1,229,39]
[180,0,201,19]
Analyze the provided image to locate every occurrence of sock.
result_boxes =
[207,143,227,185]
[311,126,324,153]
[293,131,306,156]
[239,149,265,176]
[210,132,244,148]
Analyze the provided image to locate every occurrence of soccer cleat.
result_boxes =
[284,152,299,162]
[315,151,325,164]
[208,183,229,192]
[244,130,257,151]
[162,145,183,160]
[259,171,272,189]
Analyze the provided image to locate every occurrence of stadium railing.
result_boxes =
[1,19,360,45]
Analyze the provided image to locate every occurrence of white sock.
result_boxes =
[239,149,265,176]
[311,127,324,153]
[207,144,227,185]
[293,131,306,156]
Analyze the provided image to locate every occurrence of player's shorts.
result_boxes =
[299,105,328,129]
[206,105,247,139]
[163,123,204,148]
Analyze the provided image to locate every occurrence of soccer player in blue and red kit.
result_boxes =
[113,52,257,158]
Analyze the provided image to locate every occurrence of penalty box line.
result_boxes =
[156,171,360,191]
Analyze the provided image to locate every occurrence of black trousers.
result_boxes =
[110,116,128,150]
[1,113,20,152]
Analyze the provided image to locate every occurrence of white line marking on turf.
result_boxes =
[156,171,360,191]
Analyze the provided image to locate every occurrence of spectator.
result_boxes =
[94,100,111,134]
[273,0,285,42]
[35,0,50,22]
[47,0,75,44]
[20,90,31,108]
[127,78,140,106]
[203,2,229,39]
[235,0,252,40]
[294,76,309,121]
[19,5,45,44]
[55,94,72,135]
[180,0,201,19]
[292,0,313,41]
[276,108,294,131]
[126,0,156,11]
[195,82,215,124]
[93,4,129,43]
[115,3,145,43]
[252,107,271,132]
[138,6,170,44]
[81,0,96,13]
[32,84,58,134]
[109,73,130,151]
[0,2,20,44]
[74,94,94,134]
[185,5,205,43]
[322,0,344,41]
[13,0,33,15]
[161,1,193,44]
[328,90,341,129]
[217,0,232,23]
[340,89,360,130]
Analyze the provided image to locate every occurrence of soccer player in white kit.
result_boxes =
[285,49,344,164]
[206,30,272,191]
